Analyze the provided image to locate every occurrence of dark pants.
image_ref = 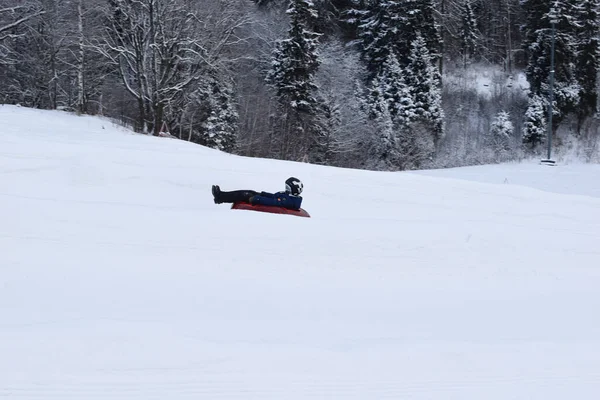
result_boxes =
[217,190,258,204]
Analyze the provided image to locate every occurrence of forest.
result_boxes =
[1,0,599,169]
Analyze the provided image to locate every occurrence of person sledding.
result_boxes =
[212,177,303,211]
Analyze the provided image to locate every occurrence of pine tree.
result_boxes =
[396,121,434,170]
[489,110,513,157]
[576,0,600,122]
[521,0,547,55]
[356,0,406,74]
[266,0,322,159]
[404,34,444,144]
[401,0,441,66]
[459,0,477,68]
[523,0,580,127]
[368,79,400,169]
[356,0,441,73]
[175,75,238,151]
[312,99,342,164]
[366,73,387,119]
[522,94,547,150]
[341,0,373,39]
[376,53,415,125]
[267,0,321,113]
[201,79,238,153]
[252,0,284,7]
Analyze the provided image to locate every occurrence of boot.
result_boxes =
[212,185,222,204]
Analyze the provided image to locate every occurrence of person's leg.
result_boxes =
[213,186,257,204]
[218,190,257,203]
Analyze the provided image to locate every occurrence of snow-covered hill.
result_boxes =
[2,105,600,399]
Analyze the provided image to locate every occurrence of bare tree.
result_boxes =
[0,2,45,42]
[99,0,252,136]
[0,0,69,108]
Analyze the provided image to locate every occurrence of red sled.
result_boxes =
[231,201,311,218]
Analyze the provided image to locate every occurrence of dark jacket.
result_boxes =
[250,191,303,210]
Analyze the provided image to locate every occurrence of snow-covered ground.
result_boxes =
[1,105,600,399]
[413,162,600,199]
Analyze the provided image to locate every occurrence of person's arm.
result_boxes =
[250,194,279,206]
[259,191,275,198]
[289,195,302,210]
[279,195,301,210]
[252,194,301,210]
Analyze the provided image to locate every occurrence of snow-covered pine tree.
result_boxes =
[253,0,350,34]
[175,75,238,151]
[311,97,342,164]
[366,73,387,119]
[576,0,600,123]
[266,0,321,113]
[488,110,513,159]
[522,0,580,130]
[375,53,415,125]
[357,0,440,71]
[401,0,441,66]
[201,79,238,153]
[396,120,435,170]
[356,0,405,75]
[459,0,478,68]
[252,0,284,7]
[404,34,444,145]
[307,39,373,167]
[341,0,372,39]
[521,0,547,58]
[266,0,322,159]
[313,0,355,34]
[367,79,400,169]
[363,59,414,170]
[522,94,547,150]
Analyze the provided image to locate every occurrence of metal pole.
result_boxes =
[546,17,556,161]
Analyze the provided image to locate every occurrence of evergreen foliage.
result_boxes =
[405,34,444,144]
[0,0,599,170]
[522,94,547,150]
[266,0,321,113]
[266,0,323,159]
[459,1,478,67]
[576,0,600,122]
[489,110,514,157]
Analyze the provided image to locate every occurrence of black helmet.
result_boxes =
[285,177,303,196]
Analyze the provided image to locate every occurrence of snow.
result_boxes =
[412,162,600,198]
[1,104,600,399]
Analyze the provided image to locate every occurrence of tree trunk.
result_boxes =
[438,0,445,78]
[505,0,513,74]
[149,0,159,136]
[76,0,85,115]
[154,102,164,136]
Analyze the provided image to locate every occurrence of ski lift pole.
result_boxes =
[544,8,558,164]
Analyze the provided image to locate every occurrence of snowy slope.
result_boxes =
[1,105,600,399]
[413,162,600,199]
